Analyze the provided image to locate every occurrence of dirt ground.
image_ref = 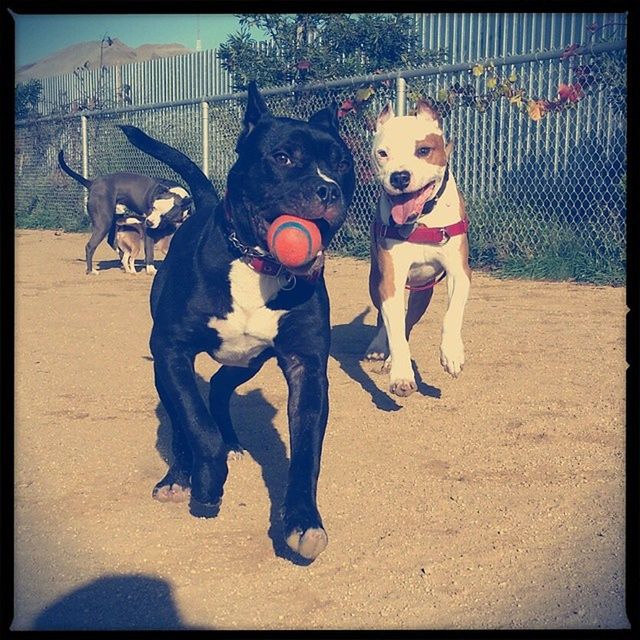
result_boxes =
[12,229,629,631]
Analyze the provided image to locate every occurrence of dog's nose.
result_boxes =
[390,170,411,191]
[316,183,340,206]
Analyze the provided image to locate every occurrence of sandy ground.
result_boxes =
[13,229,629,630]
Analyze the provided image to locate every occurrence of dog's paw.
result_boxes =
[364,333,389,362]
[145,264,157,276]
[152,482,191,503]
[440,337,464,377]
[227,446,245,461]
[286,527,328,560]
[389,358,417,396]
[364,349,388,362]
[86,269,99,276]
[389,377,418,397]
[189,498,221,519]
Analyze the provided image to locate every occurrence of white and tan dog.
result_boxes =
[113,209,188,274]
[365,100,471,397]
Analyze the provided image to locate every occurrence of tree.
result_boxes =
[218,13,446,91]
[15,79,43,120]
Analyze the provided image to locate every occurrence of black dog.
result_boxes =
[58,150,192,274]
[119,82,355,560]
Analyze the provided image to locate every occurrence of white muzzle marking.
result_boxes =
[317,167,338,186]
[147,197,176,228]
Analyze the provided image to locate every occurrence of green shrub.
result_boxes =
[467,197,625,285]
[15,178,89,232]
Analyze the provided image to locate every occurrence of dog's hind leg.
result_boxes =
[85,190,116,274]
[85,216,112,275]
[209,363,265,460]
[128,239,142,274]
[364,313,389,362]
[405,287,434,340]
[121,250,132,273]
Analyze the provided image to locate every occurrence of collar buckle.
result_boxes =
[438,228,450,245]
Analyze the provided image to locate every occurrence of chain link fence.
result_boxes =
[15,42,626,284]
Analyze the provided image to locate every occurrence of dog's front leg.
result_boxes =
[277,351,330,560]
[379,252,416,397]
[439,242,471,377]
[153,345,228,517]
[143,232,157,275]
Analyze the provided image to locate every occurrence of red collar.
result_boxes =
[376,216,469,244]
[244,252,321,286]
[245,254,285,277]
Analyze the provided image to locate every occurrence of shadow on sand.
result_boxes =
[154,380,314,566]
[32,574,192,630]
[329,307,441,411]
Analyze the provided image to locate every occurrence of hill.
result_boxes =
[16,38,193,82]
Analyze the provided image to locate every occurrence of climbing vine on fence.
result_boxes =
[337,42,626,125]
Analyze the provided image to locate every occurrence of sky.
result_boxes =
[12,14,259,68]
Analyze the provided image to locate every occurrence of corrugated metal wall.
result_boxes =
[415,12,627,62]
[33,13,627,115]
[36,48,234,115]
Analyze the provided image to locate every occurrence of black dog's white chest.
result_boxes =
[207,260,288,367]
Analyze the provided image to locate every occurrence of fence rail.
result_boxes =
[15,42,626,284]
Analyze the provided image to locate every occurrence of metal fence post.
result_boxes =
[81,115,89,209]
[201,100,209,177]
[395,76,407,116]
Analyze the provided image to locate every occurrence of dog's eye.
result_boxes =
[376,149,388,159]
[337,159,351,173]
[416,146,432,157]
[273,152,292,166]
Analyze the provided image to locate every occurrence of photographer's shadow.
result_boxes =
[154,376,314,566]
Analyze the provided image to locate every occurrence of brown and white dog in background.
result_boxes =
[365,100,471,397]
[111,208,188,274]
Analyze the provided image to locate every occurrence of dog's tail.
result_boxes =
[118,125,219,215]
[57,150,92,189]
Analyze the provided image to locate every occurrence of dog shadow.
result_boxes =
[96,258,124,272]
[330,307,441,411]
[75,256,123,272]
[154,376,315,566]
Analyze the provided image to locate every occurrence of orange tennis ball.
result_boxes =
[267,215,322,268]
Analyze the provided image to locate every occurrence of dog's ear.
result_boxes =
[375,102,395,131]
[150,184,171,200]
[308,104,339,132]
[237,81,272,151]
[244,81,271,131]
[445,138,454,159]
[180,196,194,219]
[415,99,443,128]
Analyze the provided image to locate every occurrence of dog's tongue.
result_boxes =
[389,182,435,225]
